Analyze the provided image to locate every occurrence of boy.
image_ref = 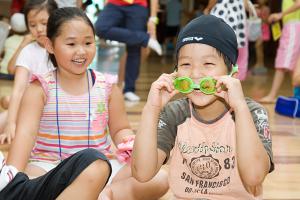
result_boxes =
[132,15,274,199]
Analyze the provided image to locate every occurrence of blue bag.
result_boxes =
[275,96,300,118]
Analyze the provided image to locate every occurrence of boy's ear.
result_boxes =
[44,37,54,54]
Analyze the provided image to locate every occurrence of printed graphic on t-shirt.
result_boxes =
[174,141,236,196]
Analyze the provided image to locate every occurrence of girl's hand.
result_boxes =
[268,13,282,23]
[146,73,179,110]
[214,76,246,110]
[20,34,35,48]
[0,123,16,144]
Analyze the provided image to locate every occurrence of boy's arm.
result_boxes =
[215,76,271,187]
[132,104,167,182]
[132,73,178,182]
[6,81,46,171]
[234,102,271,186]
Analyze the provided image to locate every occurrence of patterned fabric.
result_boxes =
[29,70,117,164]
[210,0,247,48]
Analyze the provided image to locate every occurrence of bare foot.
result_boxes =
[98,187,113,200]
[258,96,276,104]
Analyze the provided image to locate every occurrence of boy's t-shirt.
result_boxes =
[282,0,300,24]
[157,98,274,199]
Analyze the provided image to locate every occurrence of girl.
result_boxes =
[132,15,274,199]
[252,0,270,75]
[0,0,57,144]
[259,0,300,103]
[9,7,168,200]
[205,0,250,81]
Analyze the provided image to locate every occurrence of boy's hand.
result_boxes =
[214,76,246,110]
[146,73,178,110]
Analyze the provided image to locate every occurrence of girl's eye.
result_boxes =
[67,43,75,46]
[86,42,92,45]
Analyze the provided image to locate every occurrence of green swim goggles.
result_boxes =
[173,65,238,95]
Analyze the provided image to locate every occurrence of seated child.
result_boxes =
[132,15,274,199]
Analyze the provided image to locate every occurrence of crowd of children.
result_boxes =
[1,0,300,199]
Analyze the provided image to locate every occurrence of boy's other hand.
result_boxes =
[214,76,246,110]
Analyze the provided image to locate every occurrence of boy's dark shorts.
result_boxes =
[0,149,111,200]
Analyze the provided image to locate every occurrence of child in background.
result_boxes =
[260,0,300,103]
[252,0,270,75]
[132,15,273,199]
[0,0,57,143]
[205,0,249,81]
[8,7,168,200]
[0,13,27,75]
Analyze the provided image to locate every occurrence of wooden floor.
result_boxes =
[0,50,299,199]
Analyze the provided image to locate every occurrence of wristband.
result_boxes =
[149,16,159,25]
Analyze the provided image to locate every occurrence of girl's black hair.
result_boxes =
[24,0,58,28]
[47,7,95,67]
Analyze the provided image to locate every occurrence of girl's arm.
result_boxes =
[269,0,300,22]
[6,81,46,171]
[204,0,217,14]
[7,34,34,74]
[108,84,133,146]
[0,67,30,144]
[76,0,82,8]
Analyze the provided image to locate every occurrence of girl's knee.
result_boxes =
[84,159,111,185]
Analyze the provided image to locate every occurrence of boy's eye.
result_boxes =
[67,43,75,46]
[179,63,191,67]
[85,42,92,45]
[205,62,215,65]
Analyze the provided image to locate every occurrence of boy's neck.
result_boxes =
[193,99,229,122]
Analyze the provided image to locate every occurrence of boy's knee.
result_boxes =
[155,170,169,194]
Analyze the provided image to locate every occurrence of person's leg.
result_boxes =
[100,163,169,200]
[236,40,249,81]
[259,69,286,103]
[57,159,110,200]
[260,23,300,102]
[0,149,111,200]
[123,5,148,100]
[95,4,149,47]
[292,57,300,86]
[252,38,267,75]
